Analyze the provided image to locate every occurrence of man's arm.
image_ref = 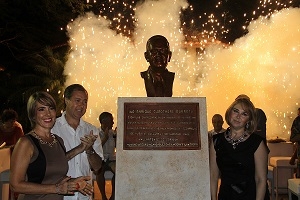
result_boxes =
[289,147,297,165]
[290,117,300,142]
[65,131,97,160]
[100,128,109,147]
[66,145,85,160]
[86,130,103,173]
[86,146,103,173]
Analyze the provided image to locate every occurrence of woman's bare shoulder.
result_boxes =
[15,135,34,150]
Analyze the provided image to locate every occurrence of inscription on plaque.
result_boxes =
[123,102,200,150]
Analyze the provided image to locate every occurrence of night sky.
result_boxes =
[1,0,300,133]
[90,0,300,43]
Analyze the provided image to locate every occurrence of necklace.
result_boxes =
[225,131,249,149]
[31,131,57,147]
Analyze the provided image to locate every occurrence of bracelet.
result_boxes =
[55,183,61,194]
[86,149,95,155]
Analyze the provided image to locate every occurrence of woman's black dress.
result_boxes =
[213,130,269,200]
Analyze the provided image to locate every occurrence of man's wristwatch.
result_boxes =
[86,149,95,155]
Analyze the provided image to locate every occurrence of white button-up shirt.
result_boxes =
[52,112,103,200]
[99,128,116,162]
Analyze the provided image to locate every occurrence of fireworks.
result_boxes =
[65,0,300,139]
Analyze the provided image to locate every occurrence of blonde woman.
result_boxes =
[10,91,95,200]
[210,97,269,200]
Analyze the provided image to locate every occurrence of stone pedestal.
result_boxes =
[115,97,210,200]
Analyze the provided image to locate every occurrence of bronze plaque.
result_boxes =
[123,102,200,150]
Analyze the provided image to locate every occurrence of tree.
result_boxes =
[0,0,89,131]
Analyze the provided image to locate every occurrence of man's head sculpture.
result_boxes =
[144,35,172,73]
[141,35,175,97]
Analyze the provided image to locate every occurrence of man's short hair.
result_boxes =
[146,35,170,51]
[64,84,87,100]
[99,112,113,123]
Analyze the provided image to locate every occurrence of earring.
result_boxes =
[245,122,250,130]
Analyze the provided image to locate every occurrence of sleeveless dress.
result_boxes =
[22,134,69,200]
[213,129,269,200]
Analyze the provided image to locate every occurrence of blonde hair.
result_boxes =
[27,91,56,128]
[225,98,257,133]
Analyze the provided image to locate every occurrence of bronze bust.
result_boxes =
[141,35,175,97]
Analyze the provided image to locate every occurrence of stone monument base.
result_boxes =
[115,97,210,200]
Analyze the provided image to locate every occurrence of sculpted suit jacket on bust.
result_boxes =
[141,67,175,97]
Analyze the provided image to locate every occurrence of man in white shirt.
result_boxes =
[96,112,116,200]
[52,84,103,200]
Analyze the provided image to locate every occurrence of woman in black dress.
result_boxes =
[209,97,269,200]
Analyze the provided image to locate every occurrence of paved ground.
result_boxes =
[93,180,290,200]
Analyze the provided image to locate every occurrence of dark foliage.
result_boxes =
[0,0,89,131]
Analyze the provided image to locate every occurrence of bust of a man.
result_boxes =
[140,35,175,97]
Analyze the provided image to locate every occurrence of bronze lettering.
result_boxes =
[123,102,200,150]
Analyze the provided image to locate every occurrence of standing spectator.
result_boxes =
[10,91,93,200]
[210,97,269,200]
[96,112,116,200]
[208,114,226,139]
[52,84,104,200]
[289,108,300,177]
[255,108,267,141]
[289,108,300,167]
[0,109,24,147]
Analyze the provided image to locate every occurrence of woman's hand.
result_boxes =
[56,176,93,195]
[71,176,93,196]
[55,176,75,194]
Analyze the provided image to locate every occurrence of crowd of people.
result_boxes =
[1,34,298,200]
[2,85,117,200]
[2,90,275,200]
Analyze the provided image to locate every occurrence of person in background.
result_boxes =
[210,97,269,200]
[289,108,300,176]
[0,109,24,147]
[52,84,104,200]
[96,112,116,200]
[255,108,267,142]
[141,35,175,97]
[10,91,93,200]
[208,114,226,142]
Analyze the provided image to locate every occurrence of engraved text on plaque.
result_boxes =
[123,102,200,150]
